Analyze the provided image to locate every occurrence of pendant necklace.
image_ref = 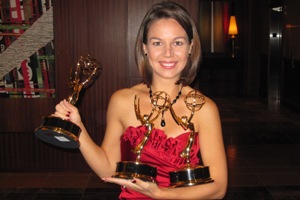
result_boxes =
[149,85,183,127]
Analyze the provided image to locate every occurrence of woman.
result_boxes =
[54,1,227,199]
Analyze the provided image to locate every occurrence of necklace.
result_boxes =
[149,85,183,127]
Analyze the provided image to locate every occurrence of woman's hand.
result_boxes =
[52,99,82,126]
[103,177,161,198]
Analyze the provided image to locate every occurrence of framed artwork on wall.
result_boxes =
[0,0,55,98]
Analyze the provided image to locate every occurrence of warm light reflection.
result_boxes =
[228,16,238,37]
[227,145,237,159]
[228,15,238,58]
[285,24,300,29]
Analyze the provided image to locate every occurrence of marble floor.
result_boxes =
[0,97,300,200]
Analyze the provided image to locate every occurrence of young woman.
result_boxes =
[54,1,227,199]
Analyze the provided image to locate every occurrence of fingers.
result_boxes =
[102,177,158,198]
[54,99,74,120]
[102,177,151,191]
[102,177,136,188]
[130,178,152,191]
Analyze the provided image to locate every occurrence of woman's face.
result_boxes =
[143,18,192,82]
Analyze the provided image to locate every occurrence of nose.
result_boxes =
[163,44,173,57]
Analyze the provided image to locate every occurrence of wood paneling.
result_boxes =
[0,99,55,132]
[0,132,78,171]
[54,0,128,145]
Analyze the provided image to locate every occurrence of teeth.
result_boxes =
[162,62,175,67]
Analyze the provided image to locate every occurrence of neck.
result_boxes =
[149,78,182,95]
[150,84,182,99]
[149,83,183,105]
[148,83,183,127]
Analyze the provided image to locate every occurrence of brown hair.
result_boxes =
[135,1,201,86]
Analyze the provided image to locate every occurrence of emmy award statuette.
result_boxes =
[34,54,101,149]
[169,90,214,187]
[112,92,171,182]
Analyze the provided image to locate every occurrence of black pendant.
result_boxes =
[161,119,166,127]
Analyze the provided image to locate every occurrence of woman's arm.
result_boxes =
[54,90,126,178]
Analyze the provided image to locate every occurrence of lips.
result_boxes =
[159,61,177,69]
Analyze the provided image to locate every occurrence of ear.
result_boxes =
[188,40,194,54]
[143,43,147,54]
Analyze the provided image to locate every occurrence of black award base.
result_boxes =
[169,165,214,188]
[112,161,157,183]
[34,116,81,149]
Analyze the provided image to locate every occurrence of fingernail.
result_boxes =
[66,114,70,117]
[131,179,136,183]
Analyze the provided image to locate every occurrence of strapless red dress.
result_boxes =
[119,125,200,200]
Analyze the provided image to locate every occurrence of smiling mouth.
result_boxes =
[160,61,177,68]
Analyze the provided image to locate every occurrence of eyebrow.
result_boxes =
[148,36,188,41]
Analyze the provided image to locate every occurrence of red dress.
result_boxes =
[119,125,200,200]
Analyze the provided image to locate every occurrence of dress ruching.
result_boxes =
[119,126,200,199]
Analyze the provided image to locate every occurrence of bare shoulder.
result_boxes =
[185,88,219,112]
[109,84,145,105]
[202,95,219,113]
[190,90,221,122]
[107,83,147,116]
[107,83,147,128]
[109,88,133,104]
[189,90,222,137]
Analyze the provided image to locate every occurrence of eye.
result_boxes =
[174,41,184,46]
[152,41,162,46]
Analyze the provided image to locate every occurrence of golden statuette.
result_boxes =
[112,92,171,182]
[169,90,214,187]
[34,54,101,149]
